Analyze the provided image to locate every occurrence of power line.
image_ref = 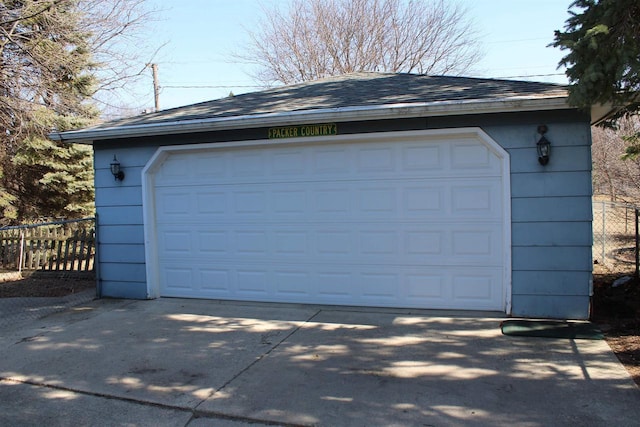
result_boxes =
[494,73,566,79]
[162,84,262,89]
[486,37,553,45]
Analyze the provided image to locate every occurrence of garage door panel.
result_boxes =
[359,230,398,255]
[452,274,499,302]
[194,152,228,178]
[155,178,503,221]
[158,192,191,217]
[155,140,502,188]
[196,191,227,214]
[159,230,192,253]
[316,271,355,299]
[234,191,267,215]
[157,222,502,265]
[164,267,193,291]
[232,151,266,177]
[272,190,307,215]
[452,229,496,256]
[235,230,268,254]
[313,146,352,174]
[315,229,354,255]
[274,230,308,255]
[406,230,443,255]
[313,188,351,215]
[274,269,312,297]
[451,183,502,218]
[359,272,400,301]
[357,146,396,173]
[406,273,446,299]
[236,269,270,296]
[272,149,307,175]
[402,144,443,171]
[200,269,231,294]
[450,140,500,170]
[156,155,191,182]
[153,133,507,310]
[403,186,444,214]
[199,231,228,253]
[158,262,503,310]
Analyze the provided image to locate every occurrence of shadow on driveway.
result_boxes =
[1,298,639,426]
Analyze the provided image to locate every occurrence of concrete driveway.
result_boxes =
[0,298,639,427]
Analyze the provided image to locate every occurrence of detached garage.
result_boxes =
[51,73,601,319]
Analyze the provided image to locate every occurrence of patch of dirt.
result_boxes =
[0,273,95,298]
[592,270,640,387]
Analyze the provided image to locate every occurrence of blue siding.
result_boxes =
[95,186,143,208]
[100,280,148,299]
[94,146,158,167]
[99,244,146,263]
[100,262,147,282]
[94,146,156,299]
[93,111,593,318]
[512,271,591,295]
[512,222,592,246]
[487,117,592,319]
[97,225,145,244]
[511,172,592,197]
[512,196,592,222]
[483,120,591,150]
[508,145,591,173]
[95,165,145,188]
[98,206,144,225]
[512,295,591,319]
[512,247,592,271]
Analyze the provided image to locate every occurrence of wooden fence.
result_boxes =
[0,218,95,273]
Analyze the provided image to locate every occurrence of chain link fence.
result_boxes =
[593,200,639,277]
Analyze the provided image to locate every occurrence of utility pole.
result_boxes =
[148,63,160,112]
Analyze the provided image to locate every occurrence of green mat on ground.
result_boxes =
[500,320,604,340]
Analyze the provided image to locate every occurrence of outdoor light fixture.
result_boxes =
[536,125,551,166]
[110,155,125,181]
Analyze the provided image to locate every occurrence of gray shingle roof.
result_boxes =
[97,72,568,128]
[52,72,573,143]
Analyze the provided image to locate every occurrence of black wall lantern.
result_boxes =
[110,155,125,181]
[536,125,551,165]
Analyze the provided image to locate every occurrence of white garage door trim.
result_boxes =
[142,128,512,313]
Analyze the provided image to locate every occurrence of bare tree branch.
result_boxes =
[593,116,640,203]
[237,0,484,86]
[0,0,160,222]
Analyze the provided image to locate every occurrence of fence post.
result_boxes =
[626,206,629,234]
[18,230,25,273]
[635,208,640,280]
[602,202,607,265]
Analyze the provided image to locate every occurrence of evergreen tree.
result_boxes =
[13,110,96,220]
[0,0,98,224]
[553,0,640,125]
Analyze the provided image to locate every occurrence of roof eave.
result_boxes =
[49,96,571,144]
[590,102,622,126]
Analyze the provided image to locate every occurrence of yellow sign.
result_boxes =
[268,123,337,139]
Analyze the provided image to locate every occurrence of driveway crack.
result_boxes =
[193,308,322,410]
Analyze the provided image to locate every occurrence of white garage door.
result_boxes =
[147,129,509,311]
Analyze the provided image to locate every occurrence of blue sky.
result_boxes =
[121,0,575,112]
